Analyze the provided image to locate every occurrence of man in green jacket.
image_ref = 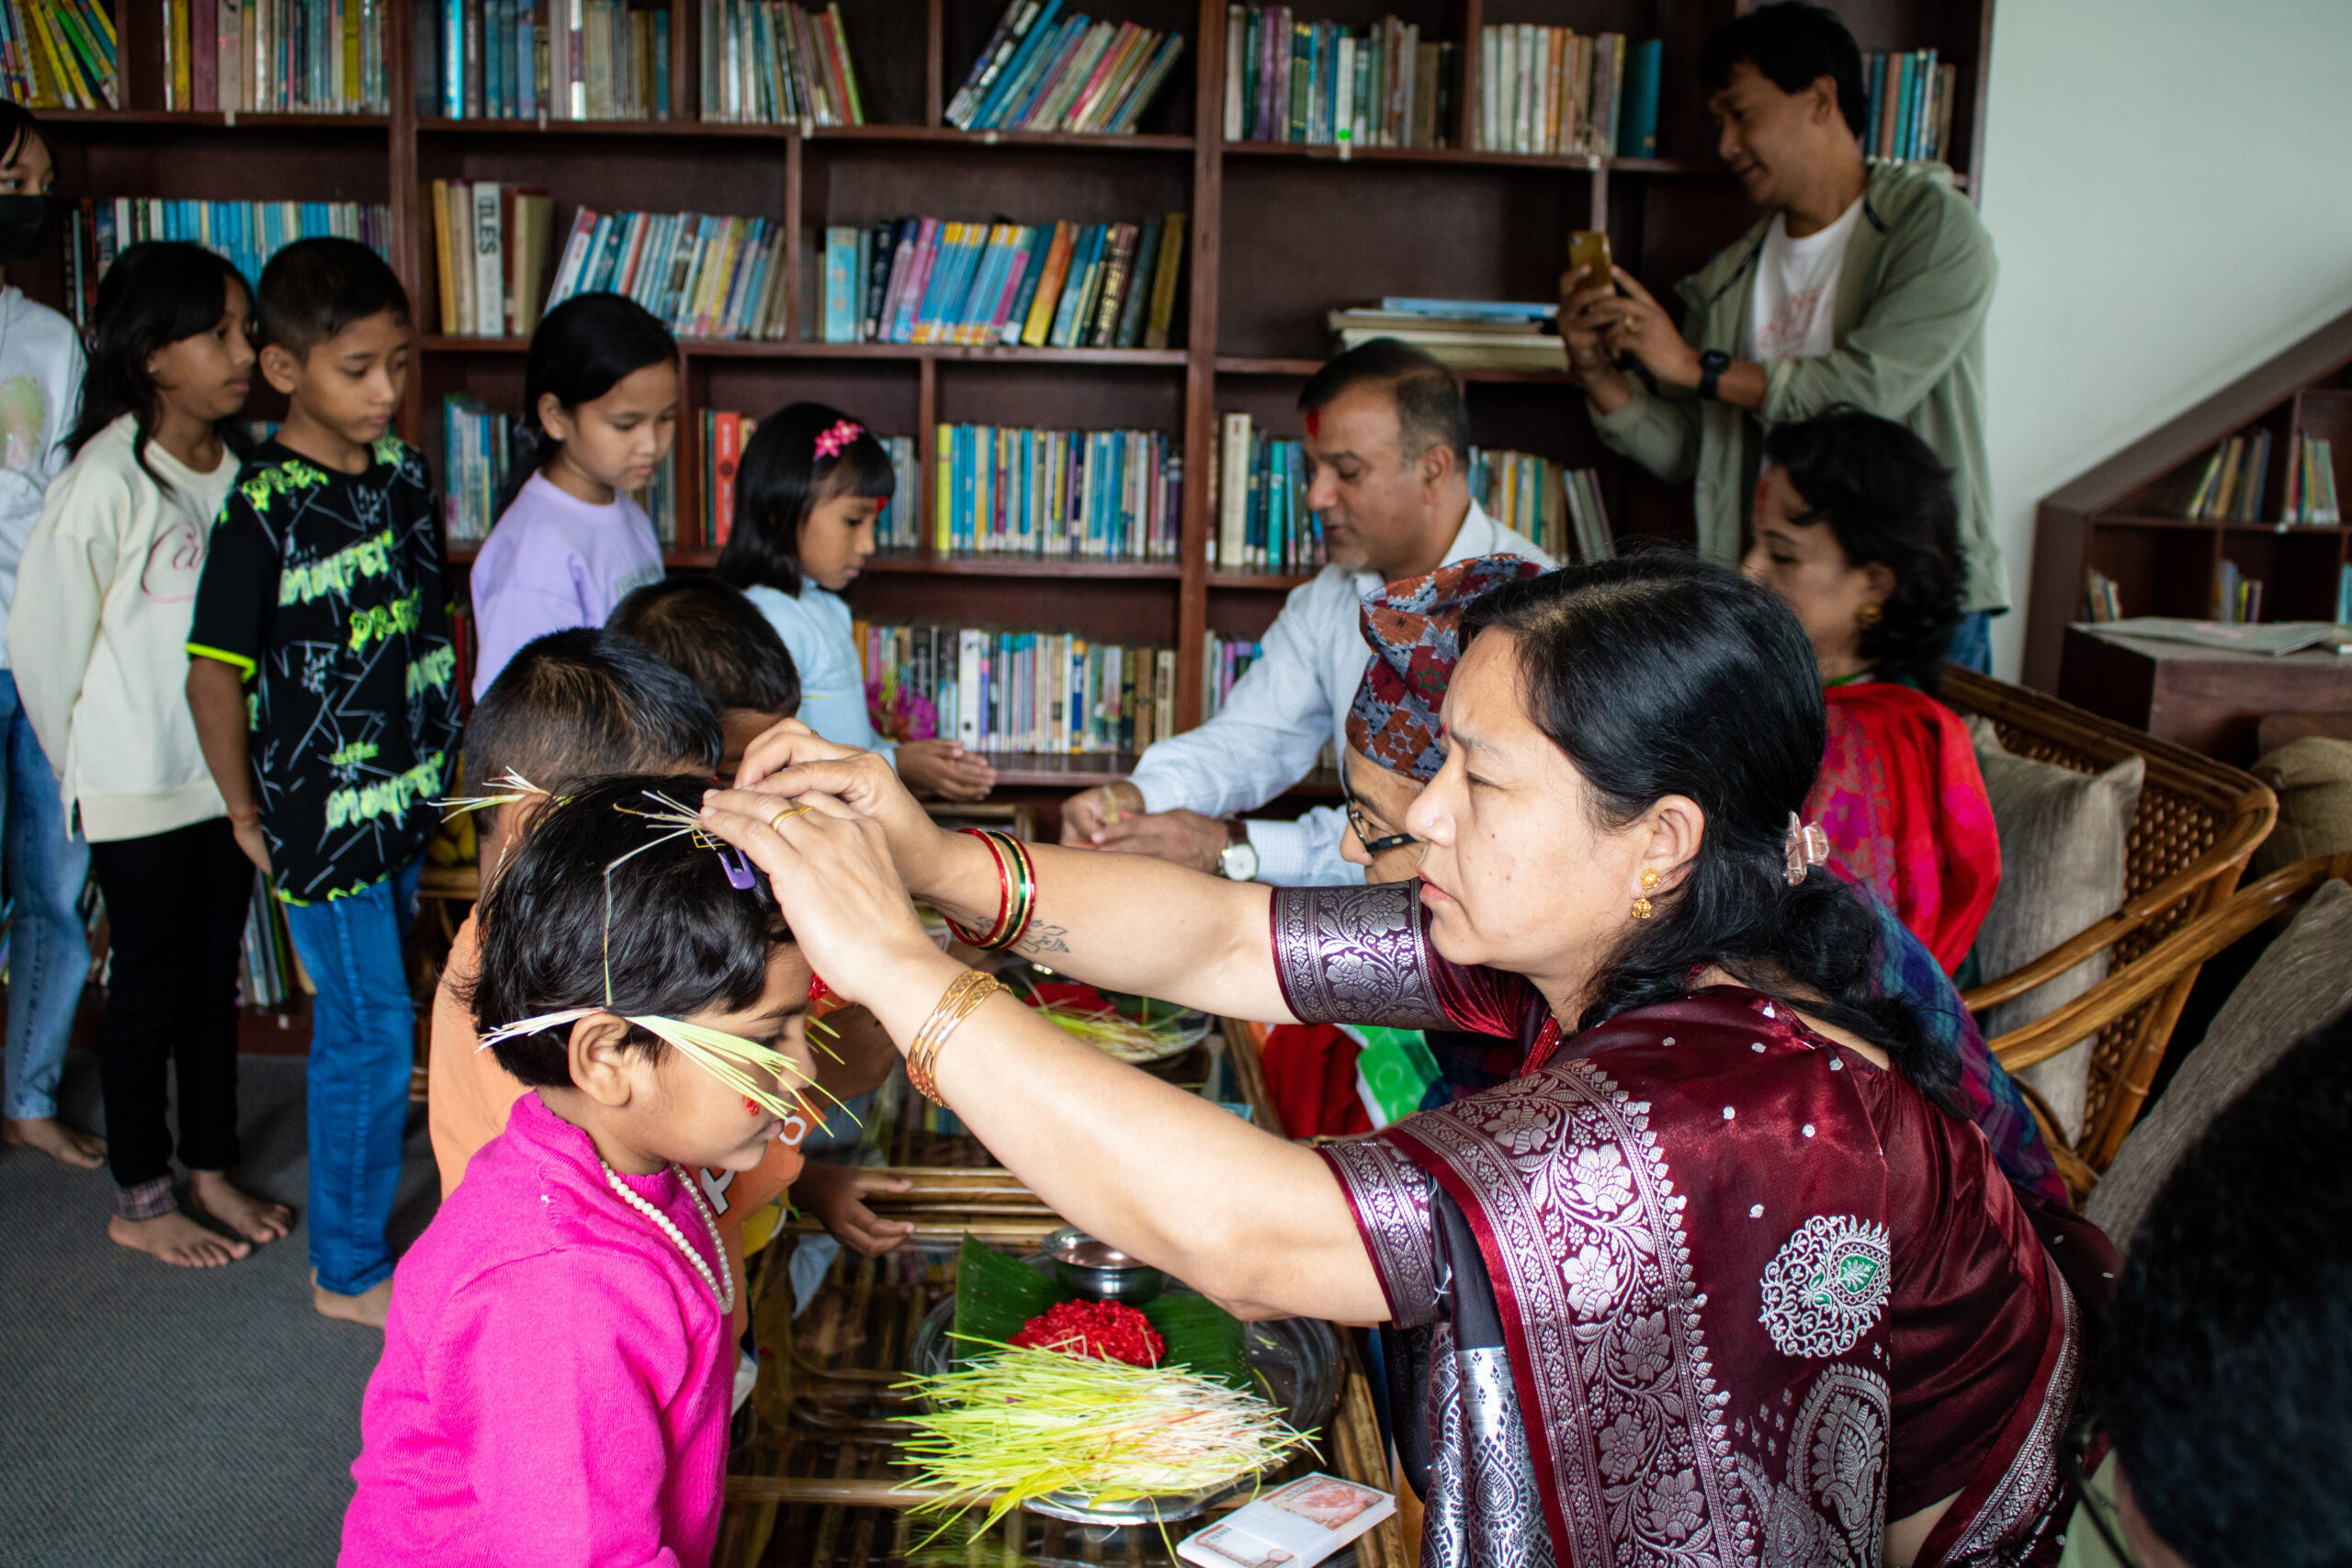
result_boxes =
[1563,2,2002,668]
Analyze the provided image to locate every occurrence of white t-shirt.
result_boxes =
[0,286,86,669]
[1746,198,1864,365]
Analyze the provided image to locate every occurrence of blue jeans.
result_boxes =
[1949,611,1994,675]
[283,858,420,1295]
[0,670,93,1122]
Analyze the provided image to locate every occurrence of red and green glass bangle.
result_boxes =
[944,828,1016,948]
[944,829,1037,952]
[995,831,1037,950]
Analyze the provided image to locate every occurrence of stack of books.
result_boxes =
[1204,632,1263,720]
[59,198,390,326]
[1861,50,1957,164]
[158,0,386,110]
[2082,568,2122,625]
[698,0,865,125]
[700,410,913,549]
[1476,28,1658,157]
[1464,446,1611,562]
[425,0,668,119]
[930,423,1179,560]
[819,214,1186,350]
[428,181,557,337]
[945,0,1185,134]
[2181,431,2275,523]
[1327,298,1565,372]
[1214,415,1317,572]
[856,620,1176,757]
[1,0,113,107]
[2282,434,2342,525]
[542,208,788,338]
[1222,9,1452,150]
[443,393,677,545]
[2209,560,2264,626]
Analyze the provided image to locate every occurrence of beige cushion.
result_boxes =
[2086,876,2352,1249]
[2250,738,2352,877]
[1967,717,2146,1144]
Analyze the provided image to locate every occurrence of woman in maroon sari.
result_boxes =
[702,556,2096,1568]
[1743,411,2000,975]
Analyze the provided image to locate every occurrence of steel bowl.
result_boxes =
[1042,1225,1165,1304]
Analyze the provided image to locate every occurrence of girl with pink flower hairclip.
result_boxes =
[714,400,995,802]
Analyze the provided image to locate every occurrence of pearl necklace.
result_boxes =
[599,1156,735,1315]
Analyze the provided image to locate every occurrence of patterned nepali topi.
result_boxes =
[1347,553,1546,783]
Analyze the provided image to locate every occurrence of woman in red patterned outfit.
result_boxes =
[703,555,2105,1568]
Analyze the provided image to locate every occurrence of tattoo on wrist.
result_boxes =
[1013,922,1070,956]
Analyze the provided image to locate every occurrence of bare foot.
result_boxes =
[312,1270,393,1330]
[108,1210,253,1268]
[3,1115,107,1168]
[187,1170,293,1245]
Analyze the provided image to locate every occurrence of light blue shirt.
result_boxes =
[741,581,898,765]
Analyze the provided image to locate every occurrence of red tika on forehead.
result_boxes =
[1304,407,1320,438]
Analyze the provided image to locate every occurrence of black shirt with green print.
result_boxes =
[187,437,461,903]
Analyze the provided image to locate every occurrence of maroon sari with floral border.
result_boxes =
[1272,882,2082,1568]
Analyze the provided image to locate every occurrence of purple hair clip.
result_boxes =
[716,847,759,890]
[813,419,864,461]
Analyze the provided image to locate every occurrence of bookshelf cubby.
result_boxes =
[19,0,1997,805]
[2027,305,2352,692]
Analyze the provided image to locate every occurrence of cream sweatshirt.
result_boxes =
[10,413,240,841]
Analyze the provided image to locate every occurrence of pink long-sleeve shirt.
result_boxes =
[343,1092,731,1567]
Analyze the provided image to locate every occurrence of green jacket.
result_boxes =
[1591,161,2006,613]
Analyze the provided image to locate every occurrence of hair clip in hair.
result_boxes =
[1783,812,1831,886]
[716,846,758,890]
[813,419,864,460]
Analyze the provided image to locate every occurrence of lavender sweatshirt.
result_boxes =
[344,1092,730,1568]
[469,472,664,699]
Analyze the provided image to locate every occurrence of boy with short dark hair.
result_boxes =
[607,576,802,775]
[186,236,458,1329]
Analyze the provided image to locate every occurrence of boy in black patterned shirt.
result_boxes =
[187,238,459,1330]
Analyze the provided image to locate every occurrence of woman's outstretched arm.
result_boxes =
[699,786,1385,1325]
[728,731,1302,1025]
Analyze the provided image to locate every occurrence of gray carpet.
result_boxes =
[0,1050,441,1568]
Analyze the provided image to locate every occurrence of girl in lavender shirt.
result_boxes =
[468,293,676,699]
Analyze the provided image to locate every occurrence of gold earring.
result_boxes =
[1856,602,1883,628]
[1633,868,1661,920]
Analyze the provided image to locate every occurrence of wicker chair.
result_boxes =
[1941,669,2276,1190]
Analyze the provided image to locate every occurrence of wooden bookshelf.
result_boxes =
[21,0,1998,785]
[2026,304,2352,692]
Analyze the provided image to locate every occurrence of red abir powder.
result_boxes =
[1009,1299,1166,1367]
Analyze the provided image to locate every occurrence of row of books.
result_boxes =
[1222,9,1452,151]
[1213,416,1317,572]
[58,197,390,326]
[1203,633,1262,722]
[1861,51,1957,165]
[2210,560,2265,626]
[425,0,668,120]
[819,213,1186,350]
[546,208,789,339]
[442,394,678,544]
[698,0,863,125]
[1329,297,1565,372]
[1476,28,1660,159]
[1464,446,1612,564]
[859,620,1177,757]
[702,410,913,548]
[162,0,382,111]
[2282,434,2343,525]
[428,180,557,337]
[930,423,1181,559]
[946,0,1184,135]
[2183,430,2276,523]
[0,0,112,107]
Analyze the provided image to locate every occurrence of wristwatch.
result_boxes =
[1218,819,1261,882]
[1697,349,1731,401]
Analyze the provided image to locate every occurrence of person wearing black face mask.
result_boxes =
[0,98,101,1176]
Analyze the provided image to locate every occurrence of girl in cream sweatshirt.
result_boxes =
[10,242,294,1267]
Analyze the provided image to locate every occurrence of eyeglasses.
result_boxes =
[2059,1414,2140,1568]
[1344,795,1418,856]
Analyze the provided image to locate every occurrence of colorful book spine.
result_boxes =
[1230,9,1453,150]
[854,619,1174,759]
[1472,23,1648,154]
[1464,445,1608,562]
[59,197,390,325]
[538,209,788,338]
[948,0,1181,133]
[931,422,1180,560]
[1860,51,1957,163]
[696,0,865,125]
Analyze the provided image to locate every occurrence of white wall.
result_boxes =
[1977,0,2352,681]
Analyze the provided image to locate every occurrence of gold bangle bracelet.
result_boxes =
[906,970,1002,1107]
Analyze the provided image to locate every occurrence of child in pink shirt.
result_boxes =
[344,773,823,1567]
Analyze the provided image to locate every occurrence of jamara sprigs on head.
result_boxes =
[340,773,835,1567]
